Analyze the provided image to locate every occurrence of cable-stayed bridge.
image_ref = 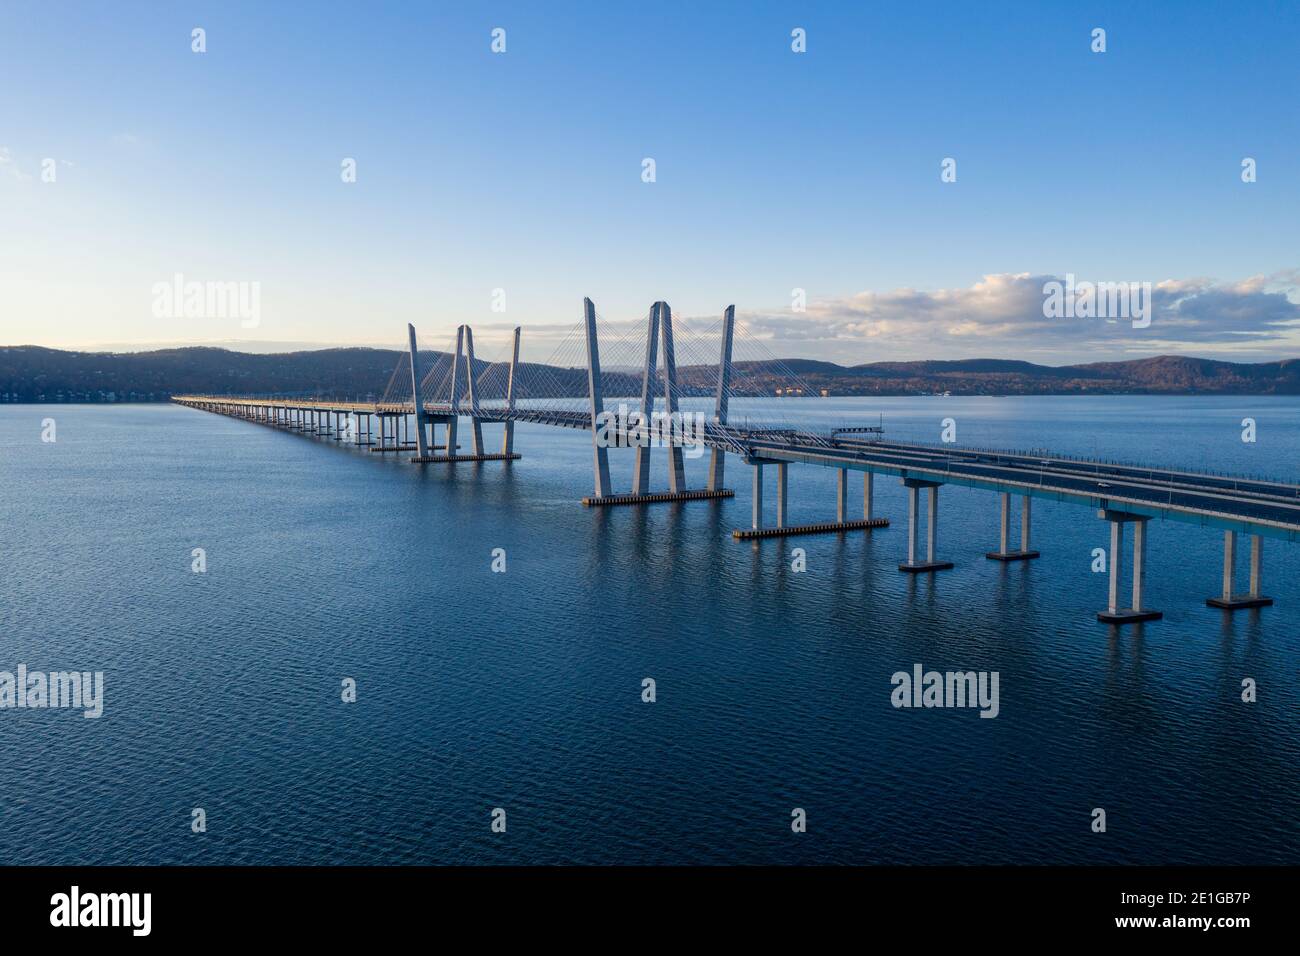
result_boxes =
[173,298,1300,625]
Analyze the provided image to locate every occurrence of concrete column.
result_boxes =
[906,484,918,565]
[463,326,485,456]
[1208,530,1273,609]
[998,492,1010,554]
[1097,509,1161,621]
[776,462,788,528]
[1132,519,1148,612]
[752,463,764,530]
[633,303,660,495]
[583,298,612,498]
[926,486,939,562]
[988,492,1039,561]
[707,305,735,491]
[864,472,874,520]
[1108,520,1123,615]
[1221,530,1237,601]
[447,326,464,459]
[1249,535,1262,597]
[836,468,848,523]
[502,327,520,456]
[407,323,430,458]
[658,302,686,493]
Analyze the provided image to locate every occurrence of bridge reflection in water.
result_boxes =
[173,298,1300,626]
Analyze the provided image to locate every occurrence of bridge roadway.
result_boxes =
[172,394,1300,542]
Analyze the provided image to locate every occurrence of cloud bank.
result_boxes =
[739,271,1300,364]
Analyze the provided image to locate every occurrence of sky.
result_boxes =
[2,0,1299,365]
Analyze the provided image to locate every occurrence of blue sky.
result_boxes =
[2,0,1298,364]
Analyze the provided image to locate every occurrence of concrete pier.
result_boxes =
[734,517,887,540]
[585,489,733,507]
[987,492,1040,561]
[900,478,952,572]
[776,462,788,528]
[1097,509,1162,623]
[742,461,888,539]
[1206,531,1273,609]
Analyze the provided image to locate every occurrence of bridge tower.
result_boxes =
[632,304,660,496]
[446,325,464,457]
[502,327,521,456]
[583,298,612,498]
[463,326,486,456]
[707,305,735,491]
[657,301,687,493]
[407,323,430,458]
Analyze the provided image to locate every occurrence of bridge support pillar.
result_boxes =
[1097,509,1162,623]
[406,323,430,459]
[863,472,874,521]
[633,303,660,495]
[899,479,952,572]
[502,326,520,457]
[658,302,686,494]
[776,462,788,528]
[899,481,951,572]
[707,305,735,493]
[463,326,485,456]
[1207,531,1273,610]
[445,326,464,459]
[987,492,1040,561]
[731,459,885,539]
[584,298,613,498]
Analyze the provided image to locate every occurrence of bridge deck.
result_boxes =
[171,395,1300,541]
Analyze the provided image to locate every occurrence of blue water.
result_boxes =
[0,397,1296,865]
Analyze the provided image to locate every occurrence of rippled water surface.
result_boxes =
[0,396,1296,864]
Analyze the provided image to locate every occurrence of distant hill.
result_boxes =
[1,344,1298,402]
[676,355,1300,396]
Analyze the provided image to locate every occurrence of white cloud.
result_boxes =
[736,271,1300,363]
